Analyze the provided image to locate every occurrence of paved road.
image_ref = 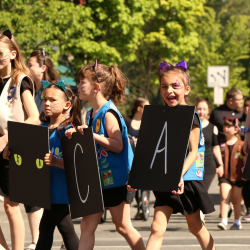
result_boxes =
[1,176,250,249]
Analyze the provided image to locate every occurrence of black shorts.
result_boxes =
[219,177,244,188]
[102,185,128,208]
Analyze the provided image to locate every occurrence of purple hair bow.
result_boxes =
[159,60,187,72]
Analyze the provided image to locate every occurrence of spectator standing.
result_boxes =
[210,88,243,143]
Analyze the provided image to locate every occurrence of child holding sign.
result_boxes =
[128,60,215,250]
[218,117,246,230]
[0,29,39,250]
[66,61,145,250]
[4,80,80,249]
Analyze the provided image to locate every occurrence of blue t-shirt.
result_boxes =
[41,122,72,204]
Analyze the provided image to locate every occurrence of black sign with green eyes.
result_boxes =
[8,121,51,209]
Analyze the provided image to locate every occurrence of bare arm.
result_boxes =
[244,102,250,155]
[0,89,39,152]
[181,125,200,176]
[93,111,123,153]
[44,152,65,169]
[21,89,40,126]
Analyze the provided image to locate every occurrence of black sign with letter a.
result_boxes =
[61,128,104,219]
[128,105,195,192]
[8,121,51,209]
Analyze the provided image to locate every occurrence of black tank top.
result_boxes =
[203,122,219,174]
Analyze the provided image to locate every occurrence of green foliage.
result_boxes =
[1,0,250,116]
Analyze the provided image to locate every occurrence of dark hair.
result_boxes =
[195,98,210,113]
[30,50,59,83]
[79,63,128,105]
[158,59,190,105]
[223,118,241,140]
[39,84,82,132]
[226,88,242,101]
[131,97,148,115]
[0,30,33,87]
[244,97,250,106]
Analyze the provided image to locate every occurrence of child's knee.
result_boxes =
[151,220,166,237]
[188,221,202,236]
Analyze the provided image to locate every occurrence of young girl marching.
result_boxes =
[218,117,246,230]
[0,29,40,250]
[66,61,145,250]
[4,80,80,249]
[128,60,215,250]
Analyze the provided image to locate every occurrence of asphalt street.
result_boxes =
[0,176,250,249]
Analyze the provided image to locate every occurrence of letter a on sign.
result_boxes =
[150,122,167,174]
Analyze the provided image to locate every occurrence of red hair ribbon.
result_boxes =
[224,117,233,122]
[72,94,75,97]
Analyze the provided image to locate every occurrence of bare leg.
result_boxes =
[4,197,25,250]
[0,227,9,250]
[231,186,242,220]
[220,183,231,219]
[186,209,215,250]
[146,206,173,250]
[26,209,43,249]
[109,201,145,250]
[78,212,103,250]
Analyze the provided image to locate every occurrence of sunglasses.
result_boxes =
[2,29,15,49]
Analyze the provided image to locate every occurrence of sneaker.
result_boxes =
[241,205,246,216]
[217,222,227,230]
[243,214,250,221]
[230,223,242,230]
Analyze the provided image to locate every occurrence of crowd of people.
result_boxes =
[1,28,250,250]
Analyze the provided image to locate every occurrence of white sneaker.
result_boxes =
[230,223,242,230]
[217,222,227,230]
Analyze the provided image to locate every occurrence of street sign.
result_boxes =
[207,66,229,88]
[214,86,224,105]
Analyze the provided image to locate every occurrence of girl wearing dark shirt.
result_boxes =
[0,29,39,250]
[195,99,224,190]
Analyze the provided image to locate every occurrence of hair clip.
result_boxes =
[93,59,99,83]
[72,94,75,97]
[42,80,69,100]
[3,29,15,49]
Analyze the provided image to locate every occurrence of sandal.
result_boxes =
[25,242,36,250]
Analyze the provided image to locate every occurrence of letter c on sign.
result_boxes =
[74,143,89,203]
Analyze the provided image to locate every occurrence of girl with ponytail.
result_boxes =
[66,60,145,250]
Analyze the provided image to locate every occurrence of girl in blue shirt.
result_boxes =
[5,80,81,249]
[66,61,145,250]
[128,60,215,250]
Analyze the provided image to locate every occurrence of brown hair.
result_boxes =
[226,88,242,101]
[79,63,128,105]
[195,98,210,113]
[131,97,148,116]
[0,31,32,87]
[30,50,59,83]
[223,119,241,140]
[158,59,190,105]
[40,84,82,132]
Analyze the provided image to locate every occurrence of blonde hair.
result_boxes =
[0,31,32,87]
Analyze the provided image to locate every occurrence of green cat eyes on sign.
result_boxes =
[36,159,44,169]
[14,154,22,166]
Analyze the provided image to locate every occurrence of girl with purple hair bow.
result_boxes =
[128,59,216,250]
